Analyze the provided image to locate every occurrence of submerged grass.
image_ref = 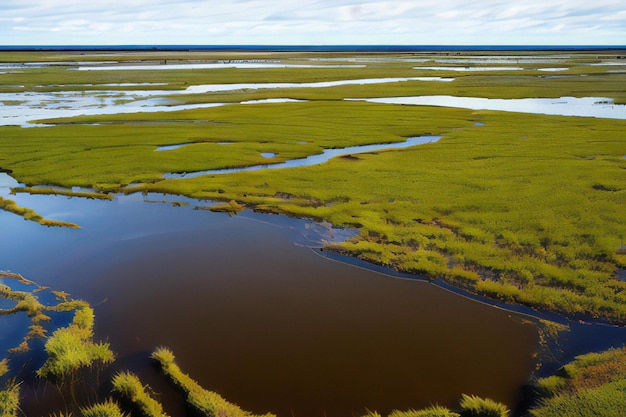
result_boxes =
[0,271,54,353]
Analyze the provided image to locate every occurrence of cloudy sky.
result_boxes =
[2,0,625,46]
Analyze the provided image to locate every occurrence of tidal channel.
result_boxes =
[0,173,538,417]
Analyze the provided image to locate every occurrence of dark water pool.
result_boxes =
[0,180,538,416]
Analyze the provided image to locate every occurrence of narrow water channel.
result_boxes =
[0,175,538,417]
[163,135,441,178]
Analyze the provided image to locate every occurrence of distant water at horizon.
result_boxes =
[1,44,625,52]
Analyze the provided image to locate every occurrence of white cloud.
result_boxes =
[0,0,624,45]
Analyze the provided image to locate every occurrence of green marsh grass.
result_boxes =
[388,405,461,416]
[458,394,510,417]
[151,347,274,417]
[208,199,244,215]
[2,50,626,323]
[362,396,510,417]
[531,347,626,417]
[38,303,114,378]
[0,359,17,417]
[1,51,625,323]
[133,108,626,322]
[0,381,19,417]
[0,358,17,417]
[80,399,127,417]
[0,271,55,353]
[12,187,113,200]
[112,371,169,417]
[0,196,80,228]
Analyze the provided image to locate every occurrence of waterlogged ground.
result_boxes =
[1,49,626,417]
[0,77,453,128]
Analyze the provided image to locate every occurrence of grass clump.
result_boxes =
[0,382,19,417]
[389,405,461,417]
[0,359,18,417]
[37,303,114,378]
[151,347,274,417]
[531,346,626,417]
[0,196,80,228]
[80,399,127,417]
[458,394,509,417]
[12,187,114,200]
[363,396,507,417]
[208,199,244,215]
[530,379,626,417]
[0,360,8,378]
[112,371,169,417]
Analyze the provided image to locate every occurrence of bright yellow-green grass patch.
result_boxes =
[12,187,113,200]
[0,359,17,417]
[112,371,169,417]
[152,347,275,417]
[0,196,80,228]
[0,381,19,417]
[531,347,626,417]
[37,302,114,378]
[80,399,128,417]
[361,394,510,417]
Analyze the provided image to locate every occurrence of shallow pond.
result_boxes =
[415,66,524,71]
[0,173,538,416]
[352,96,626,120]
[76,63,367,70]
[0,77,453,127]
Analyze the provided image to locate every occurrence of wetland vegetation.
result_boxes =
[1,48,625,416]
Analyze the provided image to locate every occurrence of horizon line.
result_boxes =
[1,44,625,52]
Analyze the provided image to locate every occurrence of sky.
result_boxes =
[1,0,625,46]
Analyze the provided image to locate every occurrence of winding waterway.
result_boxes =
[163,135,441,178]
